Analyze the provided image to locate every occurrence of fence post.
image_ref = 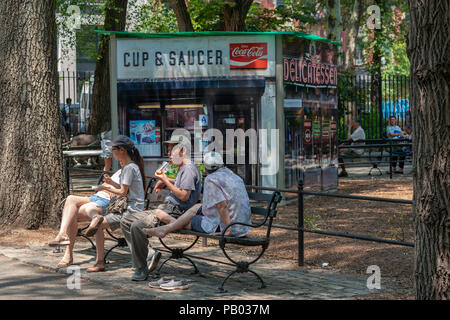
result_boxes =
[297,179,304,266]
[65,157,70,193]
[389,140,393,179]
[378,72,383,139]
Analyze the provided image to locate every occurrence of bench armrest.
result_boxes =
[220,220,264,239]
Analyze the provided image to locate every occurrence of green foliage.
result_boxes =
[359,1,410,75]
[56,0,104,62]
[188,0,224,31]
[132,0,321,33]
[384,41,410,75]
[133,1,178,33]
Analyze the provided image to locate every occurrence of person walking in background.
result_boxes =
[101,130,113,172]
[65,98,72,136]
[59,104,68,143]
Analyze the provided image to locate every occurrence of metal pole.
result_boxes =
[297,179,304,266]
[389,140,393,179]
[65,157,70,194]
[379,72,383,139]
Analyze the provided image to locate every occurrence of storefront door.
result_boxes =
[284,107,304,189]
[213,98,258,185]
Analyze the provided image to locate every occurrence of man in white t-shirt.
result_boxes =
[338,118,366,177]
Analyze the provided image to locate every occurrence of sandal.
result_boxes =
[86,261,105,273]
[48,233,70,247]
[57,257,73,268]
[85,215,104,237]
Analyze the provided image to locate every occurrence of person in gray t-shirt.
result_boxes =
[165,162,202,211]
[123,135,202,281]
[153,139,202,223]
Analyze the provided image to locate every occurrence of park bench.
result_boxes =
[154,189,282,292]
[338,138,412,177]
[56,172,157,258]
[58,170,282,292]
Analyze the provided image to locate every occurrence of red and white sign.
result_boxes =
[229,43,267,69]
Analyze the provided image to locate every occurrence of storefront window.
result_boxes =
[163,104,208,157]
[127,104,162,157]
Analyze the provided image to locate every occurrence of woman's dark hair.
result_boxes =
[122,145,146,191]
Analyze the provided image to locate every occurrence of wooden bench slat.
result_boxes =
[174,229,269,247]
[247,191,274,203]
[251,207,269,216]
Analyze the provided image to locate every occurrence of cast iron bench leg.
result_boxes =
[368,165,382,176]
[217,263,266,293]
[78,227,96,249]
[157,237,200,275]
[157,253,199,275]
[104,244,118,263]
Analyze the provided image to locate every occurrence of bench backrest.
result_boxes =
[247,191,282,239]
[143,176,283,238]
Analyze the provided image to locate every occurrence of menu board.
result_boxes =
[129,120,161,157]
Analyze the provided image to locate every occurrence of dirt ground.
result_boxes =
[0,176,415,300]
[258,176,415,300]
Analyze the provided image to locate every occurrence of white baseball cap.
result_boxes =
[203,151,224,170]
[163,134,190,146]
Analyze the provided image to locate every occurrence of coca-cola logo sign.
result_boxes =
[229,42,267,69]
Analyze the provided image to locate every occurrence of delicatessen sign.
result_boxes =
[283,56,338,87]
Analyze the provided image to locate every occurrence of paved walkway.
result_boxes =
[0,255,147,300]
[0,165,411,300]
[0,237,396,300]
[0,163,409,300]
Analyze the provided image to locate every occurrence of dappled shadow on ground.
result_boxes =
[240,177,415,298]
[0,177,414,299]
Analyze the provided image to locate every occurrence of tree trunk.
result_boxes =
[89,0,128,135]
[407,0,450,300]
[222,0,253,31]
[169,0,194,32]
[344,0,364,72]
[0,0,65,228]
[326,0,342,42]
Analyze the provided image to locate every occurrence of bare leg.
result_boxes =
[154,209,177,225]
[50,196,90,248]
[58,215,78,266]
[59,195,90,236]
[56,202,100,266]
[145,208,197,238]
[103,157,112,172]
[94,220,111,263]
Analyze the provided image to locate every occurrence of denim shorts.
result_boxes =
[89,195,110,214]
[190,206,220,234]
[190,214,208,233]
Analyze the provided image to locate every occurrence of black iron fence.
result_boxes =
[58,71,94,137]
[338,73,410,140]
[247,182,414,267]
[63,163,414,267]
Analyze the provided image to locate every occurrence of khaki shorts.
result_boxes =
[157,201,184,217]
[104,212,123,231]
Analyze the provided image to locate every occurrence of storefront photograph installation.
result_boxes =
[99,30,340,193]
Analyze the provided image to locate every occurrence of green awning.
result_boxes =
[94,30,342,47]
